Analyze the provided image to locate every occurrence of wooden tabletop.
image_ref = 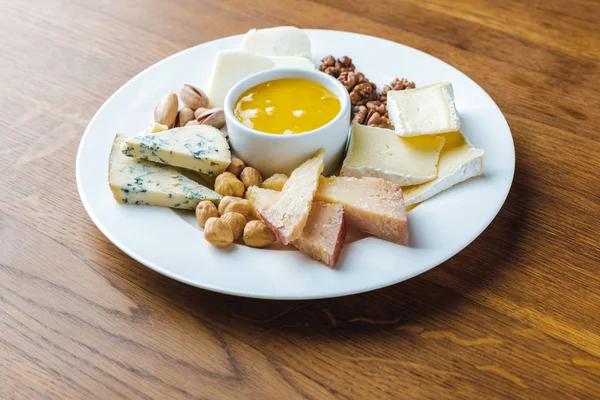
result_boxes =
[2,0,599,398]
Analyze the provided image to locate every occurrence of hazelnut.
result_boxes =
[240,167,263,189]
[204,217,234,247]
[195,200,219,228]
[221,212,246,240]
[214,172,245,197]
[218,196,241,216]
[243,220,277,248]
[176,107,195,127]
[180,84,209,110]
[154,93,178,128]
[226,158,246,177]
[261,174,288,191]
[222,199,254,221]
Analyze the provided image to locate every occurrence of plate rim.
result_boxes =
[76,29,515,300]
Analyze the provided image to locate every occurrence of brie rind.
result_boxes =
[341,123,445,186]
[387,82,461,137]
[403,131,484,206]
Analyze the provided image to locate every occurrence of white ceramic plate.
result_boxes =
[76,30,514,300]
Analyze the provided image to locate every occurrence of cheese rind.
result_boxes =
[109,134,222,209]
[121,125,231,176]
[315,176,408,245]
[206,50,275,108]
[246,188,345,267]
[270,56,315,69]
[258,149,325,245]
[387,82,461,137]
[241,27,311,58]
[341,123,445,185]
[403,131,484,206]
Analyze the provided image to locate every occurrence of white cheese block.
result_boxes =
[109,134,222,210]
[387,82,461,137]
[270,56,315,69]
[403,131,484,206]
[206,50,275,108]
[240,26,311,58]
[341,123,446,186]
[121,125,231,177]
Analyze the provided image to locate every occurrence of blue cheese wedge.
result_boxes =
[387,82,461,137]
[109,134,222,209]
[240,27,311,58]
[403,131,484,206]
[121,125,230,176]
[341,123,446,186]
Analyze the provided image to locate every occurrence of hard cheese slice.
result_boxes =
[403,131,484,206]
[240,27,311,58]
[387,82,461,137]
[315,176,408,245]
[341,123,446,186]
[206,50,275,108]
[258,149,325,245]
[247,187,346,268]
[121,125,231,177]
[109,134,222,210]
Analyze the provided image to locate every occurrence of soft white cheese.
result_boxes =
[341,123,446,186]
[387,82,461,137]
[206,50,274,108]
[240,27,311,58]
[109,134,221,210]
[270,56,315,69]
[403,131,484,206]
[121,125,231,176]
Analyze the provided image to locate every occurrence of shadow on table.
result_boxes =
[113,159,527,339]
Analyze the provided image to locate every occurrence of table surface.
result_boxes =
[1,0,599,398]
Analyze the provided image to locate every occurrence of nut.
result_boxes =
[214,172,245,197]
[195,200,219,228]
[176,107,195,127]
[221,212,246,240]
[204,217,234,247]
[243,220,277,248]
[218,196,241,215]
[240,167,263,189]
[261,174,288,191]
[154,93,179,128]
[194,107,209,118]
[221,199,254,221]
[185,120,199,126]
[226,158,246,177]
[197,108,225,129]
[180,84,209,110]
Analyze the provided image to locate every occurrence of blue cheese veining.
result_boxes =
[121,125,231,176]
[109,133,222,209]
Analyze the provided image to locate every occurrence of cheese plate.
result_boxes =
[76,30,514,299]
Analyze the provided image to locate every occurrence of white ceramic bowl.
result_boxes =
[223,68,351,177]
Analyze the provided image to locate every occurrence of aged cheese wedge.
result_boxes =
[109,134,222,209]
[341,123,446,186]
[387,82,461,137]
[246,188,345,268]
[206,50,275,108]
[403,131,484,206]
[270,56,315,69]
[241,26,311,58]
[121,125,231,177]
[258,149,325,245]
[315,176,408,245]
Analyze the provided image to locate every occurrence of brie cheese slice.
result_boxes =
[341,123,445,185]
[403,131,484,206]
[240,26,311,58]
[387,82,461,137]
[206,50,274,108]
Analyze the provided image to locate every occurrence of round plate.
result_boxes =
[76,30,514,300]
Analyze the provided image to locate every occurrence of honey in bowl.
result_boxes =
[233,78,341,134]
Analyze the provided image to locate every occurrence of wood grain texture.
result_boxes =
[1,0,599,398]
